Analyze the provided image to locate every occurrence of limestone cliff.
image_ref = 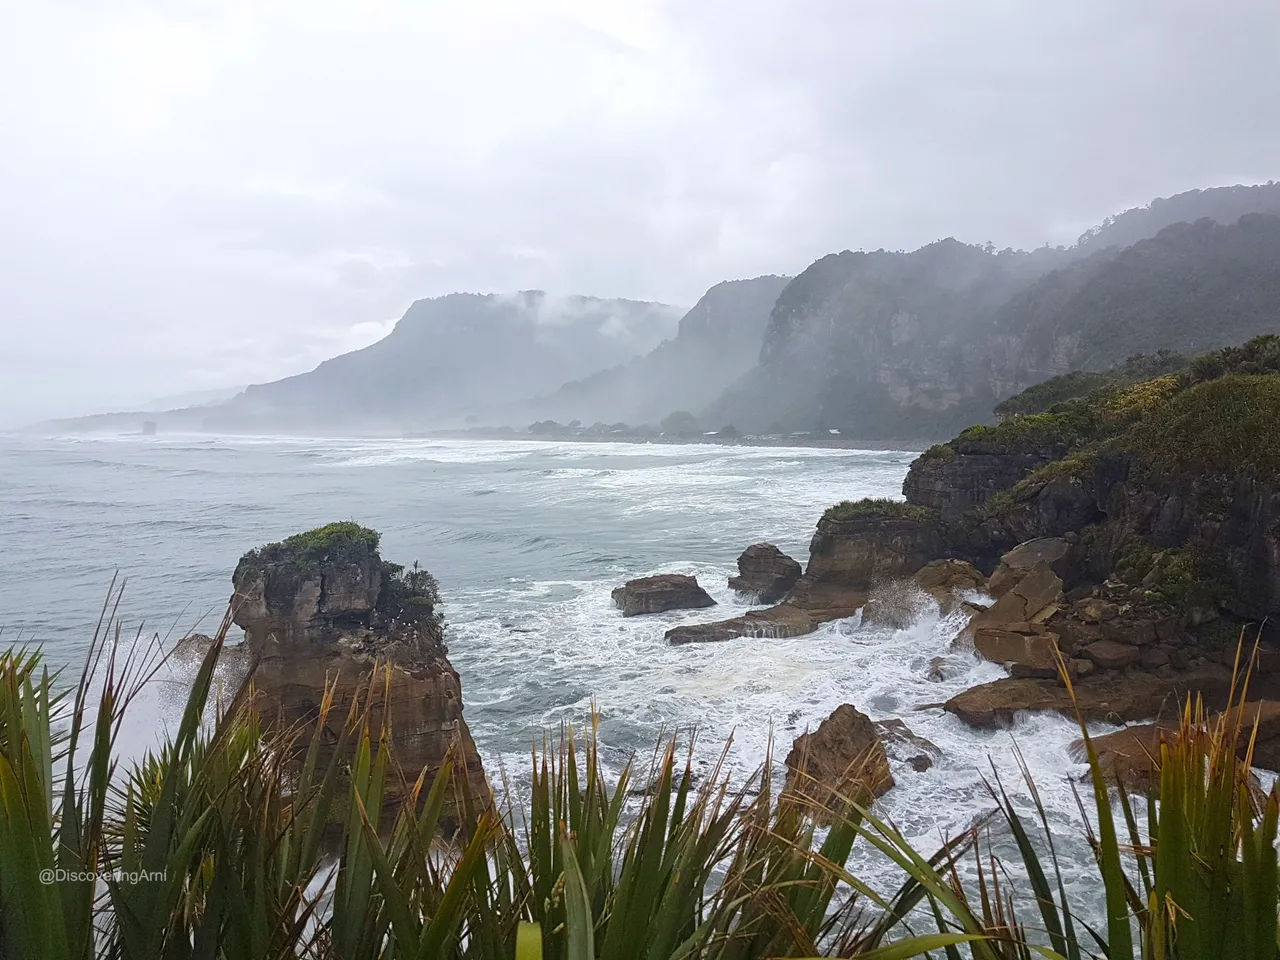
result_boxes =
[232,522,488,816]
[703,185,1280,442]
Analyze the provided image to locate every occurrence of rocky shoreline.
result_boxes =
[192,337,1280,823]
[636,337,1280,798]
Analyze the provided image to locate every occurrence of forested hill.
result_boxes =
[701,186,1280,443]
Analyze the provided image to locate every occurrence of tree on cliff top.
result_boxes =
[660,410,699,435]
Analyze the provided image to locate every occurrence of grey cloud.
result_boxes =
[1,0,1277,425]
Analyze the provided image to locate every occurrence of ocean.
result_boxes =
[0,431,1104,907]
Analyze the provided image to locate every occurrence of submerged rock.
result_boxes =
[727,543,802,603]
[783,704,894,821]
[611,574,716,616]
[874,718,940,773]
[231,522,489,818]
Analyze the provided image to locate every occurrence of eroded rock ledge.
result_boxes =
[679,340,1280,736]
[612,574,716,616]
[667,505,945,644]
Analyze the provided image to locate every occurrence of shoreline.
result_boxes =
[8,425,927,453]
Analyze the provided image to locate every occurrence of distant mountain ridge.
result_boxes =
[35,181,1280,442]
[524,276,791,426]
[200,291,684,432]
[702,183,1280,441]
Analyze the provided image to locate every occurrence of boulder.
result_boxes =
[727,543,802,603]
[960,561,1066,677]
[1083,639,1142,670]
[972,628,1061,679]
[874,718,941,773]
[784,705,894,821]
[231,523,489,820]
[1219,700,1280,770]
[1072,724,1166,790]
[986,538,1070,599]
[612,574,716,616]
[912,559,987,613]
[1073,702,1280,792]
[977,561,1064,626]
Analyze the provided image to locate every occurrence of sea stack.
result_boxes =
[231,522,489,818]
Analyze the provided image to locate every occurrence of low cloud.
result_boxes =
[2,0,1277,424]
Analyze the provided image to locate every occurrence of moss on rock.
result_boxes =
[235,521,382,582]
[822,498,935,523]
[1130,375,1280,478]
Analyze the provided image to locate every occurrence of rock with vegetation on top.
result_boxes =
[232,522,489,819]
[611,573,716,616]
[727,543,802,603]
[783,704,894,822]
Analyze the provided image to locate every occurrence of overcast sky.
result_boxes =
[2,0,1278,425]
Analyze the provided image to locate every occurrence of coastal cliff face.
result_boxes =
[201,291,683,433]
[703,187,1280,442]
[702,240,1056,440]
[673,336,1280,731]
[921,342,1280,623]
[894,338,1280,725]
[232,523,488,814]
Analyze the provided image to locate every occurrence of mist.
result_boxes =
[3,0,1279,427]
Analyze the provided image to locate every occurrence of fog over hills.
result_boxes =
[521,276,791,428]
[34,182,1280,442]
[202,291,683,433]
[700,184,1280,441]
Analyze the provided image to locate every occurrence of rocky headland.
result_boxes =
[230,522,489,821]
[673,335,1280,793]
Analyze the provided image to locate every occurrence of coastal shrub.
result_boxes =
[954,408,1096,454]
[3,598,1279,957]
[235,520,382,581]
[1132,374,1280,477]
[993,370,1113,419]
[378,559,442,623]
[1185,333,1280,385]
[992,350,1187,419]
[822,498,935,523]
